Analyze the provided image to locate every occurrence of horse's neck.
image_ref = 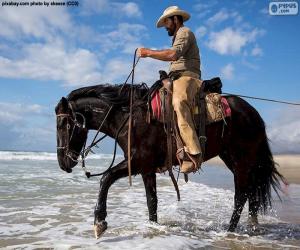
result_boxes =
[74,97,122,139]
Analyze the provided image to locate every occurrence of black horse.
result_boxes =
[55,83,284,238]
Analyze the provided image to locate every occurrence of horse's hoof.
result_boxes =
[247,216,258,227]
[247,216,259,232]
[94,220,107,239]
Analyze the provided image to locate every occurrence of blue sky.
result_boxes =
[0,0,299,153]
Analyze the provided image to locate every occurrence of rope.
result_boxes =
[119,56,140,93]
[127,48,138,186]
[223,92,300,106]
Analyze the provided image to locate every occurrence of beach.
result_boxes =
[275,155,300,185]
[205,154,300,185]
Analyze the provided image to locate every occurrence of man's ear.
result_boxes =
[174,16,179,26]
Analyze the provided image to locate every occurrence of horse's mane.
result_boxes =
[67,83,150,106]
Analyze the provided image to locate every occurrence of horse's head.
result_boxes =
[55,97,88,173]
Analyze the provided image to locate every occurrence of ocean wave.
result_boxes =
[0,151,123,161]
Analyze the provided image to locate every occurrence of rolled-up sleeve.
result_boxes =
[172,29,190,58]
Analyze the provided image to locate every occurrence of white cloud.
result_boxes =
[195,26,207,38]
[268,108,300,153]
[206,9,231,26]
[193,1,217,15]
[0,0,147,87]
[207,27,265,55]
[96,23,147,53]
[220,63,234,80]
[200,8,243,29]
[0,42,102,86]
[82,0,141,18]
[102,58,132,83]
[0,20,150,87]
[193,2,213,12]
[11,124,55,149]
[0,4,72,40]
[207,28,246,55]
[101,57,168,84]
[0,102,43,124]
[135,58,168,84]
[0,101,55,151]
[112,2,142,18]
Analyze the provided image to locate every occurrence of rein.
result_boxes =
[82,114,130,178]
[127,49,138,186]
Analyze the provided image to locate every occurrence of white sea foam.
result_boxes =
[0,151,123,161]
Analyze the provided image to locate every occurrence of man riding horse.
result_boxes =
[55,6,284,233]
[137,6,203,174]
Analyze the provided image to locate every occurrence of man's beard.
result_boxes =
[167,28,174,36]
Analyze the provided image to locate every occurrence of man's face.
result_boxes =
[164,17,176,36]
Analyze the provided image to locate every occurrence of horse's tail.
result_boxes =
[250,136,285,213]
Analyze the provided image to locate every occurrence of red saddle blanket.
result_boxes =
[151,90,231,122]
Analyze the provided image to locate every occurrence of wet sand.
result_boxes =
[275,155,300,185]
[205,154,300,184]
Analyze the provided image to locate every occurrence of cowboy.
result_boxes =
[137,6,203,174]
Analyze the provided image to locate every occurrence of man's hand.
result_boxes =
[137,48,177,61]
[137,48,149,58]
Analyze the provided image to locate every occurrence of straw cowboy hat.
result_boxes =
[156,6,190,28]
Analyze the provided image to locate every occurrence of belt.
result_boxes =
[169,70,200,80]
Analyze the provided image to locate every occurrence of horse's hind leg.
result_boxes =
[142,172,158,222]
[248,187,259,228]
[220,152,256,232]
[228,174,248,232]
[219,153,247,231]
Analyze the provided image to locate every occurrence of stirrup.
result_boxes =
[179,152,203,174]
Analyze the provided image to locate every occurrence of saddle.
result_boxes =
[148,71,231,128]
[147,71,231,176]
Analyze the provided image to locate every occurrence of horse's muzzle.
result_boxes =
[57,151,78,173]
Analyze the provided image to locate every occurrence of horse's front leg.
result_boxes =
[94,160,129,238]
[142,172,158,222]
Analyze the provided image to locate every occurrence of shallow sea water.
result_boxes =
[0,151,299,249]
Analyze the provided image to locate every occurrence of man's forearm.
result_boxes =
[142,48,177,61]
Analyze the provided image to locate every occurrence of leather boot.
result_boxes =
[180,153,203,174]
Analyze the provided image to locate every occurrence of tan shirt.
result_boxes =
[170,26,201,77]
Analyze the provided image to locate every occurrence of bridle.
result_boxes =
[56,94,139,179]
[56,100,120,178]
[56,103,87,163]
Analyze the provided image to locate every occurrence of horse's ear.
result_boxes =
[57,97,68,112]
[61,97,68,109]
[55,97,69,114]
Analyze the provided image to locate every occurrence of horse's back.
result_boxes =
[216,95,269,161]
[225,95,266,131]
